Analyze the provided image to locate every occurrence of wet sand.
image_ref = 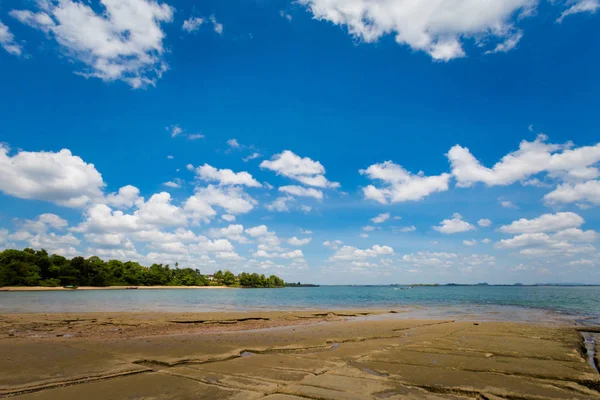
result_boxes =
[1,310,599,399]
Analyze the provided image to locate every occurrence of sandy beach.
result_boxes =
[0,286,231,291]
[1,310,599,399]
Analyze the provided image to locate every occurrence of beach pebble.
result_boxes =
[485,353,494,358]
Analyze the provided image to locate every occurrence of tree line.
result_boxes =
[0,248,285,288]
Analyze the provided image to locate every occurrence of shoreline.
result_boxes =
[0,285,232,291]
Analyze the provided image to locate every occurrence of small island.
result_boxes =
[285,282,319,287]
[0,248,285,289]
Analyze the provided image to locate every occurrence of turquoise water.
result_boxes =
[1,286,599,322]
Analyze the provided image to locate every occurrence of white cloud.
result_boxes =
[208,224,248,243]
[260,150,339,188]
[135,192,187,227]
[300,229,313,235]
[227,138,240,148]
[299,0,536,60]
[210,15,223,35]
[500,200,517,209]
[266,196,293,212]
[280,249,304,259]
[362,225,376,232]
[496,227,598,258]
[168,125,204,140]
[544,180,600,206]
[0,20,22,55]
[557,0,600,23]
[33,213,68,231]
[221,214,236,222]
[169,125,183,138]
[11,0,174,88]
[448,134,600,187]
[371,212,390,224]
[569,259,595,266]
[19,213,69,235]
[300,205,312,213]
[478,218,492,227]
[0,144,104,207]
[163,181,180,188]
[360,161,450,204]
[288,237,312,246]
[279,185,323,200]
[485,30,523,54]
[182,16,203,32]
[499,212,584,234]
[105,185,141,209]
[433,213,475,234]
[402,251,457,267]
[397,226,416,233]
[330,244,394,261]
[167,155,174,160]
[184,185,256,222]
[192,164,262,187]
[482,238,492,244]
[280,10,293,21]
[323,240,343,249]
[463,239,477,246]
[243,152,262,162]
[245,225,270,238]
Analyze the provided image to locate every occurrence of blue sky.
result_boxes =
[1,0,600,284]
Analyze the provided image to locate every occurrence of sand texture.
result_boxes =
[1,310,599,399]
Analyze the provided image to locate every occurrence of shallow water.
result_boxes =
[1,285,599,321]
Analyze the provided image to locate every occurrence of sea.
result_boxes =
[2,285,600,325]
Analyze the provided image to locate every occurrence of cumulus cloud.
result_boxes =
[0,20,22,55]
[184,185,256,222]
[227,138,240,149]
[11,0,174,88]
[106,185,142,209]
[278,185,323,200]
[500,200,518,209]
[499,212,584,234]
[208,224,248,243]
[371,213,390,224]
[478,218,492,227]
[433,213,475,234]
[260,150,339,189]
[329,244,394,261]
[299,0,536,60]
[288,237,312,246]
[323,240,343,249]
[266,196,294,212]
[22,213,69,233]
[360,161,450,204]
[221,214,236,222]
[0,144,104,207]
[544,180,600,206]
[448,134,600,187]
[191,164,262,187]
[245,225,270,238]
